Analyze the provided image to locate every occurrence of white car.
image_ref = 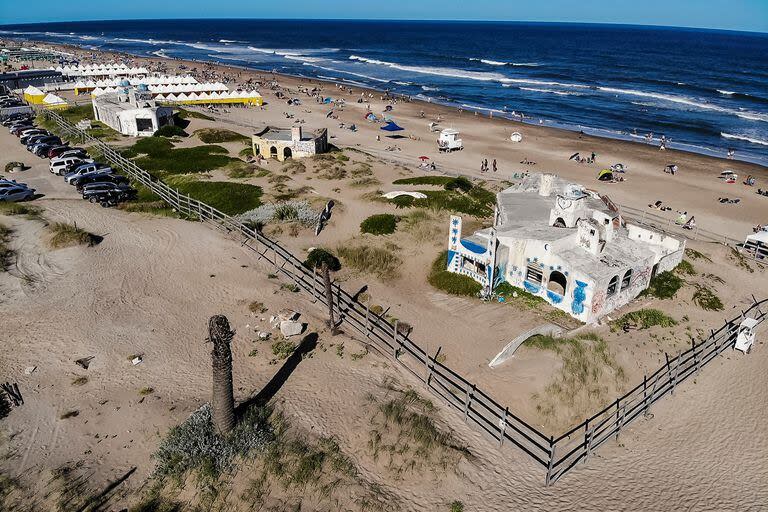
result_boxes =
[65,163,112,184]
[50,156,92,176]
[0,186,35,202]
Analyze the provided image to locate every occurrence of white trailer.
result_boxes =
[438,128,463,152]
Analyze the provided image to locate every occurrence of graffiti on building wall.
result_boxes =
[572,280,588,315]
[591,289,606,315]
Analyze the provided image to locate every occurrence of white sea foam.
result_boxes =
[301,63,390,83]
[151,49,169,58]
[421,85,440,91]
[519,86,582,96]
[219,39,243,43]
[721,132,768,146]
[469,57,540,67]
[717,89,736,95]
[284,55,326,63]
[349,55,504,82]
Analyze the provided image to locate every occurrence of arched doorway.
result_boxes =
[553,217,566,228]
[547,271,567,296]
[254,144,260,156]
[283,147,292,160]
[269,146,278,158]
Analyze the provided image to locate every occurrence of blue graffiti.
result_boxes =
[523,281,540,294]
[547,290,563,304]
[493,264,506,289]
[446,250,457,270]
[572,280,588,315]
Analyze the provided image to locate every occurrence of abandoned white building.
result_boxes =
[92,81,173,137]
[252,126,328,162]
[446,173,685,323]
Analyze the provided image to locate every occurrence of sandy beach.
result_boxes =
[1,38,767,511]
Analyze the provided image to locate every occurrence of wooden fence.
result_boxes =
[44,110,766,485]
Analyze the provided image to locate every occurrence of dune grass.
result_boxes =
[612,308,677,330]
[0,202,43,220]
[175,108,214,121]
[641,271,683,299]
[0,223,13,272]
[674,259,696,276]
[154,124,188,138]
[117,184,177,217]
[166,178,262,215]
[195,128,249,144]
[337,244,402,280]
[389,186,495,217]
[121,136,236,174]
[48,222,95,249]
[692,285,724,311]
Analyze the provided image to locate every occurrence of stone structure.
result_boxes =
[92,81,173,137]
[252,126,328,162]
[446,173,685,323]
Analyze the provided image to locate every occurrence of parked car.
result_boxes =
[10,124,35,136]
[32,140,63,157]
[57,147,87,158]
[27,136,61,152]
[46,145,72,159]
[2,115,32,127]
[50,156,92,176]
[22,133,54,146]
[87,188,137,205]
[83,183,134,200]
[19,130,49,144]
[0,179,28,189]
[0,185,35,202]
[65,163,112,184]
[74,173,129,191]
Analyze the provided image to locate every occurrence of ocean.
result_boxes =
[2,19,767,165]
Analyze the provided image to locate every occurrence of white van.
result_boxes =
[50,156,91,176]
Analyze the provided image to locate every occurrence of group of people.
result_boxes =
[480,159,497,173]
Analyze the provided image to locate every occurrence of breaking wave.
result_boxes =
[720,132,768,146]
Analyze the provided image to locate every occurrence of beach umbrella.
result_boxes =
[419,156,430,161]
[569,152,580,161]
[597,169,613,181]
[381,121,404,132]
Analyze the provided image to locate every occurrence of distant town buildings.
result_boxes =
[92,81,173,137]
[447,173,685,323]
[252,126,328,161]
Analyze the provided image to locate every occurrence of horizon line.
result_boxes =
[0,17,766,36]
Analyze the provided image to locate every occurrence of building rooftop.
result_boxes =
[254,126,326,142]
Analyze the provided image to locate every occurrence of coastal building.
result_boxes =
[0,69,63,90]
[446,173,685,323]
[252,126,328,161]
[92,81,173,137]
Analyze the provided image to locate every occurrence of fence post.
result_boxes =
[499,407,508,447]
[584,420,594,462]
[393,320,399,358]
[545,436,556,486]
[671,352,681,394]
[365,303,370,338]
[463,383,474,421]
[310,270,318,302]
[426,346,441,389]
[693,339,701,375]
[616,402,627,441]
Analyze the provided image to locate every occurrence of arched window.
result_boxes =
[607,275,619,296]
[553,217,566,228]
[269,146,278,158]
[547,270,567,296]
[621,269,632,291]
[283,147,293,159]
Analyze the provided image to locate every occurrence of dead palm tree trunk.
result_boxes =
[208,315,235,435]
[321,262,337,334]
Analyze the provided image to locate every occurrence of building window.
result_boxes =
[525,265,543,285]
[607,275,619,296]
[547,270,567,296]
[621,269,632,291]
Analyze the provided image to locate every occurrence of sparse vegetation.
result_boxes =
[48,222,96,248]
[337,244,402,280]
[674,259,696,276]
[449,501,465,512]
[248,301,267,314]
[685,248,711,262]
[729,247,754,273]
[388,185,496,217]
[360,213,399,235]
[0,223,13,272]
[692,285,724,311]
[428,251,482,296]
[642,271,683,299]
[532,334,625,430]
[613,308,677,330]
[195,128,249,144]
[176,108,214,121]
[154,124,188,138]
[60,410,79,420]
[139,387,155,396]
[0,202,42,219]
[71,376,88,386]
[166,178,262,215]
[271,340,297,360]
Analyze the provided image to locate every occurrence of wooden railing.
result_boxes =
[43,110,765,485]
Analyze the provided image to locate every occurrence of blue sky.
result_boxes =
[0,0,766,33]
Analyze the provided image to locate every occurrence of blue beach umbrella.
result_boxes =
[381,121,404,132]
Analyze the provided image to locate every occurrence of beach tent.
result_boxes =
[510,132,523,143]
[597,169,613,181]
[364,112,378,122]
[381,121,404,132]
[42,93,67,109]
[23,85,46,104]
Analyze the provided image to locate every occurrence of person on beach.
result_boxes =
[493,159,497,172]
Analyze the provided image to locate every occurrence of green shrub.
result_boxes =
[168,179,262,215]
[195,128,249,144]
[642,271,682,299]
[495,281,547,308]
[271,340,297,359]
[175,108,214,121]
[444,176,472,192]
[685,248,711,262]
[613,308,677,330]
[360,214,399,235]
[449,501,464,512]
[392,176,454,186]
[48,222,95,248]
[121,136,174,158]
[154,124,188,137]
[136,145,232,174]
[692,285,724,311]
[427,251,482,297]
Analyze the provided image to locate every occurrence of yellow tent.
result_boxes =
[42,93,68,110]
[23,85,45,104]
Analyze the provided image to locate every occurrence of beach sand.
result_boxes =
[1,40,767,510]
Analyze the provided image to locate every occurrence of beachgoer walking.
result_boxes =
[492,159,497,172]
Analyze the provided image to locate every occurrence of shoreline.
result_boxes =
[6,37,768,171]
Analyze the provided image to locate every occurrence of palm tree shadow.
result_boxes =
[235,332,318,417]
